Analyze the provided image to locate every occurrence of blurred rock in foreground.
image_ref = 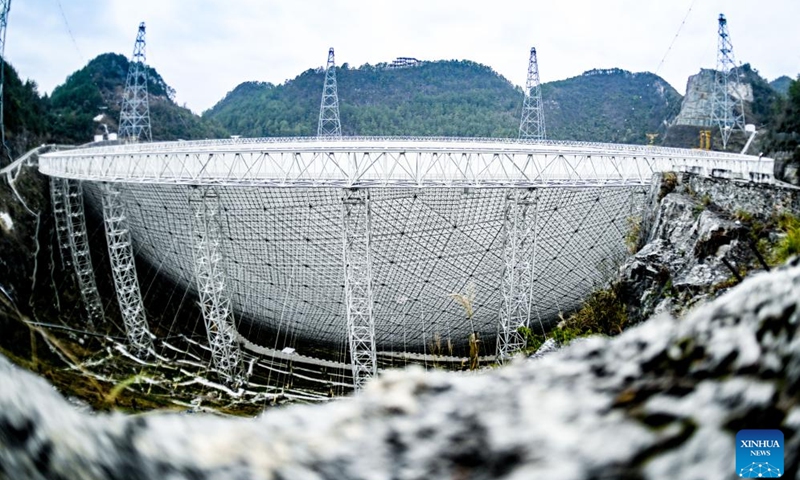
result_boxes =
[2,258,800,479]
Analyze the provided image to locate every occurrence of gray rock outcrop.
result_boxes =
[673,69,754,128]
[2,257,800,479]
[619,173,800,323]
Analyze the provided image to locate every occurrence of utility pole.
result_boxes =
[519,47,546,140]
[318,48,342,137]
[710,14,746,149]
[119,22,152,143]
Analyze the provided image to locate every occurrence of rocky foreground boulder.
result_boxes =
[2,258,800,479]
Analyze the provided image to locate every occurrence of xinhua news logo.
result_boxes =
[736,429,784,478]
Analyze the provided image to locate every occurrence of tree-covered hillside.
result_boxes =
[771,76,794,97]
[1,60,49,162]
[49,53,227,143]
[542,68,681,143]
[764,76,800,179]
[0,52,228,165]
[205,61,682,144]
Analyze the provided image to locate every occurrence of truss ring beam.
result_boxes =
[189,186,246,387]
[497,189,538,362]
[102,182,154,356]
[341,188,377,390]
[39,137,774,188]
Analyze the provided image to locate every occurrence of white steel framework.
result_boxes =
[190,186,246,386]
[64,179,104,326]
[341,188,376,389]
[519,47,546,140]
[38,137,774,188]
[497,189,538,362]
[50,176,72,269]
[119,22,152,143]
[318,48,342,137]
[101,182,154,356]
[41,137,775,369]
[711,14,746,149]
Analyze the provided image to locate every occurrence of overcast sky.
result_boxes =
[5,0,800,114]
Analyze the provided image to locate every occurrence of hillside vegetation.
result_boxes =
[205,62,683,144]
[2,52,795,168]
[0,54,226,165]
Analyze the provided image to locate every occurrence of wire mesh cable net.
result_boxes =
[76,180,646,371]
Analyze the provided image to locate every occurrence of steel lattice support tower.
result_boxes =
[64,179,104,327]
[318,48,342,137]
[497,189,538,363]
[189,186,246,387]
[519,47,546,140]
[0,0,11,159]
[711,14,746,149]
[50,177,73,269]
[102,183,154,356]
[341,188,376,390]
[119,22,152,143]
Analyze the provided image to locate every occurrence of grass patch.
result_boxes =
[520,283,628,352]
[625,216,642,254]
[733,209,754,223]
[659,172,678,200]
[772,212,800,265]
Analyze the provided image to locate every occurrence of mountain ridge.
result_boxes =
[204,61,683,144]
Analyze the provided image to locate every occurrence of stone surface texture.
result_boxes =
[2,257,800,479]
[619,173,799,323]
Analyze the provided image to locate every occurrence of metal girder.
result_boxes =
[101,183,154,356]
[189,186,246,387]
[39,137,774,188]
[49,176,72,269]
[63,179,104,327]
[341,188,376,390]
[497,189,538,363]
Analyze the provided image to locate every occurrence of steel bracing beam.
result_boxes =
[341,188,376,390]
[497,189,538,363]
[189,186,246,386]
[49,176,72,269]
[63,179,104,327]
[101,183,154,356]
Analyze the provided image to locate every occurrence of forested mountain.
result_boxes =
[49,53,226,143]
[0,53,226,165]
[1,60,49,161]
[763,76,800,174]
[771,76,794,97]
[542,68,681,143]
[2,53,793,168]
[204,61,682,144]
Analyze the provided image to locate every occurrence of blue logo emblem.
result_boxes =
[736,429,783,478]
